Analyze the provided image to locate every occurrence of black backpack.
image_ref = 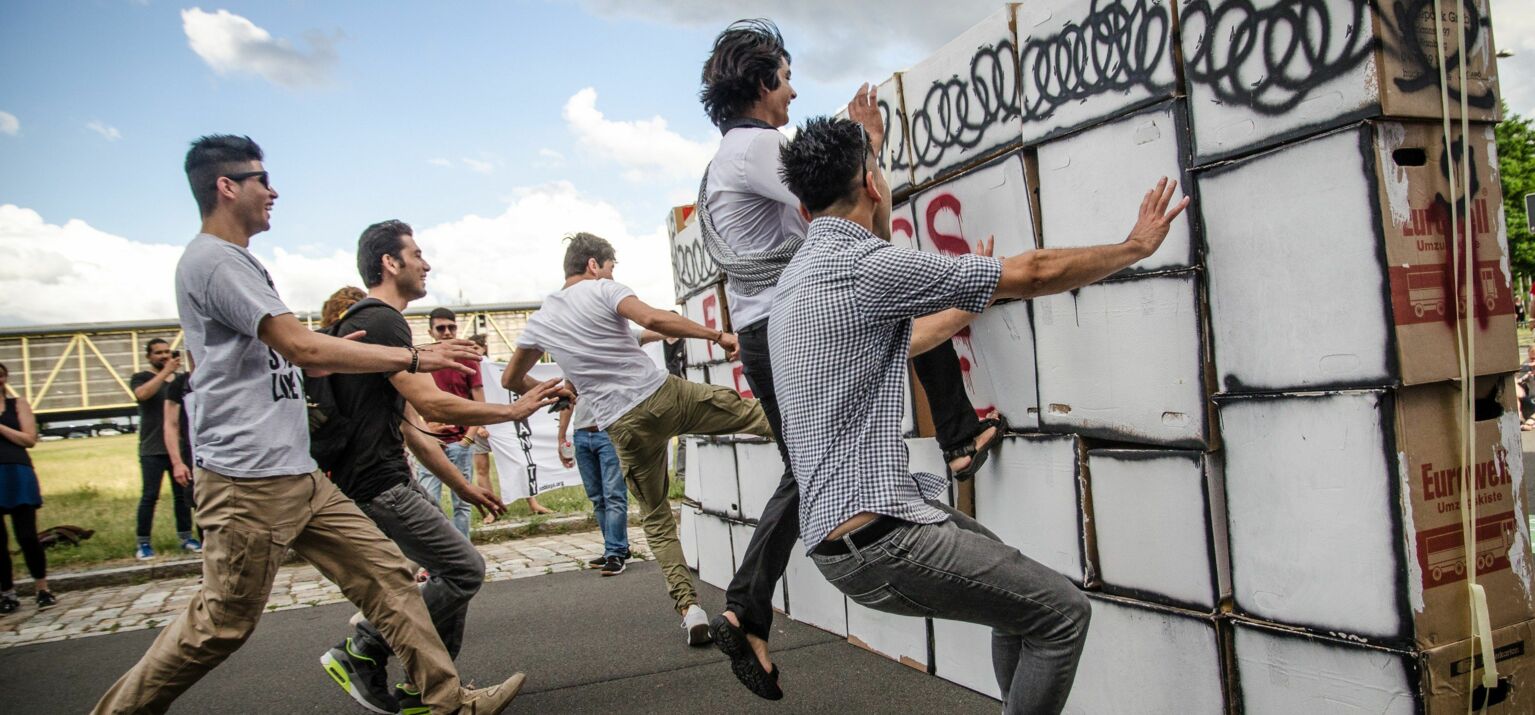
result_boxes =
[305,299,391,471]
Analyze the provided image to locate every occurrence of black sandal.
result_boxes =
[944,417,1006,482]
[709,614,784,700]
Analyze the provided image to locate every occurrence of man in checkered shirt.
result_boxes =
[770,110,1188,712]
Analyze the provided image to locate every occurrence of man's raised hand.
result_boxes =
[508,377,564,420]
[1124,177,1190,260]
[847,83,884,155]
[417,338,480,375]
[455,481,506,519]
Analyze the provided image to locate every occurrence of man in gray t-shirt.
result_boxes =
[93,135,536,715]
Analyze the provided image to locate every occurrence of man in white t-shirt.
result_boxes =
[502,233,771,646]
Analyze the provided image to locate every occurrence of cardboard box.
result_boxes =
[691,438,740,520]
[1088,449,1229,611]
[735,440,784,522]
[727,522,786,613]
[684,365,706,387]
[1063,594,1225,715]
[784,542,848,637]
[973,434,1095,586]
[845,601,929,671]
[1179,0,1502,164]
[913,151,1040,260]
[1034,269,1212,448]
[1217,377,1535,650]
[695,512,735,591]
[682,283,729,366]
[669,216,721,303]
[901,5,1022,186]
[1014,0,1182,145]
[1229,617,1535,714]
[680,506,699,571]
[665,203,695,239]
[932,617,1003,700]
[1201,120,1516,392]
[682,438,703,503]
[704,360,754,400]
[1036,100,1198,273]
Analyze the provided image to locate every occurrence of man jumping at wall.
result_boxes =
[319,220,564,714]
[92,135,537,715]
[694,20,1004,699]
[501,233,773,647]
[770,116,1187,712]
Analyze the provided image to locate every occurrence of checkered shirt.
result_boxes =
[768,216,1002,550]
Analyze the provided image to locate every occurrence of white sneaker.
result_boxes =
[682,604,712,646]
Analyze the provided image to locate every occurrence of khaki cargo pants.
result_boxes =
[92,469,463,714]
[606,375,772,613]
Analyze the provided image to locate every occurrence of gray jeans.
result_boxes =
[811,502,1091,715]
[351,480,486,662]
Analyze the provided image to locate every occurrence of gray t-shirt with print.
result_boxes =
[174,233,316,478]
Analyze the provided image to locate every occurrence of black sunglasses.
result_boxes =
[433,324,458,333]
[222,170,270,189]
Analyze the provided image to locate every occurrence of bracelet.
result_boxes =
[407,347,421,373]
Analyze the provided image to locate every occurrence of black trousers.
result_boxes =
[723,319,982,639]
[136,454,193,540]
[1,505,46,591]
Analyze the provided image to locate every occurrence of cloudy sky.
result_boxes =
[1,0,1532,328]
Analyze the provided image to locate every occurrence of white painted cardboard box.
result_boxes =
[901,5,1022,186]
[1036,99,1197,272]
[695,513,734,591]
[729,522,785,612]
[1034,269,1210,447]
[845,601,929,671]
[932,617,1003,700]
[693,438,740,519]
[682,283,729,366]
[783,542,848,637]
[1014,0,1181,145]
[682,438,703,503]
[735,440,784,523]
[670,218,721,302]
[705,360,754,400]
[1062,595,1224,715]
[1178,0,1502,165]
[680,506,699,571]
[1088,449,1228,611]
[893,201,921,438]
[973,434,1092,586]
[684,365,706,387]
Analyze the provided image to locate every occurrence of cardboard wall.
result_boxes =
[682,284,729,366]
[1062,595,1225,715]
[669,219,720,303]
[694,438,740,519]
[783,543,849,637]
[1089,449,1223,611]
[973,434,1092,586]
[680,506,699,571]
[932,618,1004,699]
[695,513,734,591]
[735,440,784,522]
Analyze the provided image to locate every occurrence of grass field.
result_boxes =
[20,433,682,573]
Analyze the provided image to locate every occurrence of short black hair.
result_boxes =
[429,307,456,323]
[184,135,264,218]
[700,19,791,126]
[563,232,616,278]
[145,338,169,355]
[357,220,412,288]
[778,116,874,213]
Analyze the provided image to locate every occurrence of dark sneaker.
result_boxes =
[710,614,784,700]
[395,682,427,715]
[600,556,626,577]
[320,638,397,714]
[35,591,57,610]
[0,594,18,614]
[587,555,606,567]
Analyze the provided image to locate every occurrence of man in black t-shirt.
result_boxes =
[318,220,564,715]
[128,338,198,559]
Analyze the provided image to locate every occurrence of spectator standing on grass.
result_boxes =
[92,134,533,715]
[465,334,497,514]
[557,394,629,575]
[770,116,1187,712]
[416,307,482,537]
[502,232,772,647]
[0,362,54,613]
[129,338,199,559]
[695,21,1002,698]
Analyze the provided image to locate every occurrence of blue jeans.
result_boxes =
[573,429,628,558]
[415,442,474,539]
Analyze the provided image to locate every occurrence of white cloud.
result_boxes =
[181,8,338,89]
[562,87,717,182]
[0,111,17,136]
[1491,0,1535,117]
[538,148,565,162]
[0,183,677,327]
[460,157,495,174]
[86,120,121,141]
[427,157,452,167]
[581,0,1004,84]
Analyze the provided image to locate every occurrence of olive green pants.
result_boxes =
[606,375,771,613]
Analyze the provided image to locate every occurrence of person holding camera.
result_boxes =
[130,338,200,560]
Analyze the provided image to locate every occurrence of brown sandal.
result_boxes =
[945,417,1007,481]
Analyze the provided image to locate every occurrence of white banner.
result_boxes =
[480,359,580,500]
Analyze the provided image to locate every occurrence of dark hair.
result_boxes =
[320,286,366,328]
[778,116,875,213]
[562,232,616,278]
[429,307,456,323]
[145,338,169,355]
[468,333,488,349]
[700,19,791,126]
[357,220,412,288]
[184,135,264,218]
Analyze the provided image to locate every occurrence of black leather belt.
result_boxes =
[813,516,907,556]
[579,426,599,432]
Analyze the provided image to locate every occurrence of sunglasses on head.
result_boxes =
[222,170,270,189]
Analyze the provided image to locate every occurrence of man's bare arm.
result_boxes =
[257,313,477,375]
[911,309,981,356]
[499,347,547,395]
[616,296,738,358]
[391,370,561,425]
[401,404,504,518]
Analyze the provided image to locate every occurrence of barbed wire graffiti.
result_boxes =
[670,238,721,297]
[907,42,1021,172]
[1018,0,1176,122]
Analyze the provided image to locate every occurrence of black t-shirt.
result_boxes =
[664,338,686,378]
[164,373,194,461]
[130,370,169,457]
[328,299,413,502]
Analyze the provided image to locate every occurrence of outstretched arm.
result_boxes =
[616,296,738,359]
[258,313,478,375]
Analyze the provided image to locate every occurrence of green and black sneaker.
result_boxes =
[320,637,397,714]
[395,681,428,715]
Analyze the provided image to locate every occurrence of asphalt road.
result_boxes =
[0,561,997,714]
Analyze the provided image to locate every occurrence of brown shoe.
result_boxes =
[454,673,527,714]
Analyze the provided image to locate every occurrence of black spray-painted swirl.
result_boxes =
[1018,0,1176,122]
[907,41,1022,172]
[671,238,720,297]
[878,97,913,181]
